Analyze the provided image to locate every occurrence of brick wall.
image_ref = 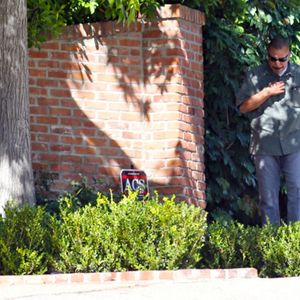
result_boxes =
[29,4,206,207]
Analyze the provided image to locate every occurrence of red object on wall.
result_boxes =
[120,169,149,199]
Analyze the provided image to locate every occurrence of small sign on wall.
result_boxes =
[120,169,149,200]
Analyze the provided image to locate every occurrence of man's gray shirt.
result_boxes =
[236,62,300,155]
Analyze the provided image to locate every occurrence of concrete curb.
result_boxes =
[0,268,258,285]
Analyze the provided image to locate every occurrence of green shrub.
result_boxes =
[0,203,51,275]
[200,221,300,278]
[3,199,300,278]
[50,191,207,272]
[259,222,300,278]
[200,221,263,270]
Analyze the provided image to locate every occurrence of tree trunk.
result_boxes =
[0,0,35,214]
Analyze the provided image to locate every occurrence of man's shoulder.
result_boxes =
[290,63,300,74]
[247,63,268,75]
[246,64,268,78]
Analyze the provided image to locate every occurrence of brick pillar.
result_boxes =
[29,4,206,207]
[142,5,205,206]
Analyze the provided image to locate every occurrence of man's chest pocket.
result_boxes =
[291,86,300,107]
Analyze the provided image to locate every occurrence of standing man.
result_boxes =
[236,36,300,225]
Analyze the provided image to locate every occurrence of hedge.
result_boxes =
[1,192,300,277]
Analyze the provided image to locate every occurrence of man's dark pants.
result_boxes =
[254,152,300,225]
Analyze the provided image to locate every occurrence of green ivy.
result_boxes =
[27,0,66,48]
[27,0,160,47]
[202,1,300,224]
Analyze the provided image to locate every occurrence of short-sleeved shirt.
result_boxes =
[236,62,300,155]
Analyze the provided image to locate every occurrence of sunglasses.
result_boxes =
[268,54,289,62]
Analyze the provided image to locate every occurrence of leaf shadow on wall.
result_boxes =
[30,13,205,205]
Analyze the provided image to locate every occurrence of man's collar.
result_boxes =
[266,62,291,78]
[278,64,289,77]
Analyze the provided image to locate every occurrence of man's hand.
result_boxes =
[239,81,285,113]
[267,81,285,96]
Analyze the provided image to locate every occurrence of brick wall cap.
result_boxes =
[0,268,258,285]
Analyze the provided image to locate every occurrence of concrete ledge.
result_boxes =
[0,268,258,285]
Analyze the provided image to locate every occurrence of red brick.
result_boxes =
[72,128,95,137]
[29,60,36,67]
[51,144,71,152]
[48,70,68,79]
[61,43,82,52]
[69,71,94,81]
[55,274,69,284]
[39,154,60,161]
[75,147,97,155]
[138,271,158,281]
[85,273,102,283]
[154,131,179,140]
[122,132,141,139]
[37,97,59,106]
[60,99,77,108]
[51,164,74,172]
[42,41,61,50]
[38,60,60,68]
[32,143,48,151]
[143,30,163,39]
[156,186,183,195]
[99,148,121,156]
[36,116,58,125]
[193,190,206,201]
[225,269,239,279]
[51,127,72,134]
[37,133,58,142]
[61,62,81,71]
[30,125,49,133]
[119,271,137,281]
[37,79,59,87]
[61,136,83,144]
[85,137,107,146]
[53,182,70,192]
[49,108,71,116]
[72,91,97,100]
[29,87,48,96]
[29,69,47,77]
[30,106,48,115]
[29,50,49,59]
[51,52,71,60]
[63,174,82,181]
[211,269,226,279]
[32,163,49,170]
[50,89,72,98]
[61,118,82,126]
[101,37,118,47]
[29,80,36,89]
[64,155,82,163]
[78,164,98,174]
[159,271,174,280]
[100,272,118,282]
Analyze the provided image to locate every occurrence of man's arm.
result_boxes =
[239,81,286,113]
